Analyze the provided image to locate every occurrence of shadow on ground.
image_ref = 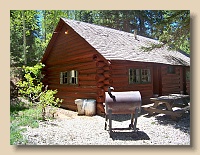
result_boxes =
[141,107,190,134]
[109,114,132,122]
[155,111,190,133]
[110,130,150,141]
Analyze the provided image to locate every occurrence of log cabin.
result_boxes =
[41,18,190,114]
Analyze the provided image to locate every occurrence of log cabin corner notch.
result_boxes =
[41,18,190,114]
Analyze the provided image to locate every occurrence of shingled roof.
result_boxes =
[62,18,190,66]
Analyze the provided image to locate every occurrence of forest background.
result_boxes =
[10,10,190,68]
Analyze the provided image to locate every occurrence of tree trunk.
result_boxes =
[22,10,27,65]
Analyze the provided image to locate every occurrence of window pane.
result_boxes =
[167,66,175,74]
[60,72,63,84]
[60,71,68,84]
[186,71,190,81]
[129,69,133,84]
[70,70,78,84]
[141,69,151,83]
[64,72,68,83]
[129,69,140,84]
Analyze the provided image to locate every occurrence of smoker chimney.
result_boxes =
[134,29,137,40]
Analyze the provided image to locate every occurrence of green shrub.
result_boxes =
[16,63,63,120]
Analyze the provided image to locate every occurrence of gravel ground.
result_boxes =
[21,107,190,145]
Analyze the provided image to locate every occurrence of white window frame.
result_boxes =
[60,70,78,85]
[60,71,68,84]
[69,70,78,85]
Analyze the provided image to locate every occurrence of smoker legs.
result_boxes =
[105,108,139,137]
[104,113,108,130]
[108,109,112,137]
[104,109,113,137]
[129,107,139,132]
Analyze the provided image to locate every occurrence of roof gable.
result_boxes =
[43,18,190,66]
[62,18,190,66]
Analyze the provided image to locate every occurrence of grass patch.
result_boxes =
[10,97,59,145]
[10,99,43,145]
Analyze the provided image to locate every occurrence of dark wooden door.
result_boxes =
[153,64,162,95]
[182,67,187,94]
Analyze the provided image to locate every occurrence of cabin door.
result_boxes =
[153,64,162,95]
[182,67,187,94]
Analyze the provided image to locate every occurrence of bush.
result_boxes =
[16,63,63,120]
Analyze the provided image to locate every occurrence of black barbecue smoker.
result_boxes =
[104,87,142,137]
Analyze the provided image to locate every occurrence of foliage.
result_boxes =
[17,63,63,120]
[10,10,41,66]
[17,63,44,100]
[152,10,190,53]
[10,99,41,145]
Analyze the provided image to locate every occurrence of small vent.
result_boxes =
[134,29,137,40]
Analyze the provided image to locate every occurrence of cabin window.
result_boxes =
[60,70,78,85]
[60,71,68,84]
[186,70,190,81]
[69,70,78,84]
[129,69,140,84]
[167,66,175,74]
[141,69,151,83]
[129,68,151,84]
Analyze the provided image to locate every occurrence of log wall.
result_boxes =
[185,67,190,95]
[42,24,108,113]
[109,60,154,104]
[161,65,182,95]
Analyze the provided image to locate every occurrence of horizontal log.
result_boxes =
[161,70,181,77]
[54,40,91,54]
[46,53,95,66]
[111,60,152,65]
[96,61,106,68]
[79,68,96,75]
[49,84,98,92]
[96,69,105,74]
[112,78,128,83]
[103,85,110,92]
[111,63,153,70]
[79,74,96,81]
[103,66,112,71]
[47,60,95,71]
[48,80,60,85]
[95,74,106,82]
[162,88,181,93]
[78,80,96,86]
[103,79,113,85]
[97,88,105,96]
[162,85,180,90]
[47,61,96,73]
[57,92,97,99]
[49,47,94,61]
[52,39,94,56]
[111,69,127,75]
[96,103,105,113]
[114,85,153,92]
[60,103,77,111]
[96,82,104,88]
[162,84,180,89]
[161,78,181,84]
[96,96,105,103]
[162,76,180,81]
[93,54,104,62]
[103,71,111,78]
